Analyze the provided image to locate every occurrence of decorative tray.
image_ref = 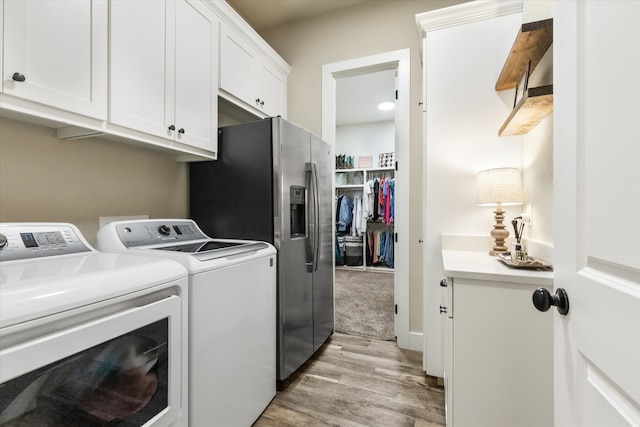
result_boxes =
[495,252,553,270]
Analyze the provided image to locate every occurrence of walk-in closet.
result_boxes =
[333,68,396,341]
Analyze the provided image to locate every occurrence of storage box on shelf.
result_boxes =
[496,18,553,137]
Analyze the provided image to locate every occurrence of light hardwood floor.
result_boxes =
[254,333,445,427]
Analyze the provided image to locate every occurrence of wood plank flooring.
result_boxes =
[254,333,445,427]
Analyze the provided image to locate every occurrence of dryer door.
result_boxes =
[0,296,183,427]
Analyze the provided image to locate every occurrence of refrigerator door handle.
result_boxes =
[311,162,320,272]
[305,164,314,272]
[305,162,320,272]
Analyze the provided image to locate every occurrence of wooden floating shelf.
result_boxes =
[495,18,553,91]
[499,85,553,137]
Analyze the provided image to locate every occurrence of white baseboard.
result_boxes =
[409,331,424,352]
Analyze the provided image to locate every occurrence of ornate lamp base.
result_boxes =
[489,203,509,255]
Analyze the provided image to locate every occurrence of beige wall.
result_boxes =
[260,0,468,333]
[0,118,188,245]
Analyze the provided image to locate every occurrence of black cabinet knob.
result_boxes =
[440,278,448,287]
[533,287,569,315]
[178,128,185,134]
[12,72,26,82]
[168,125,175,131]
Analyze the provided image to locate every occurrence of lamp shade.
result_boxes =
[476,168,523,206]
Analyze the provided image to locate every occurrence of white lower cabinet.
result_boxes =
[2,0,107,119]
[445,274,553,427]
[110,0,218,154]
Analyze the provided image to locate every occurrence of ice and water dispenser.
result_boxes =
[290,186,306,238]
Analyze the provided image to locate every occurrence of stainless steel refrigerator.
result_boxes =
[189,117,334,381]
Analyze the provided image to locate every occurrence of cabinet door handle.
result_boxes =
[12,72,26,82]
[168,125,175,131]
[178,128,185,134]
[532,287,569,315]
[439,305,448,314]
[440,278,448,287]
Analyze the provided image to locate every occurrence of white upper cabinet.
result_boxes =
[2,0,107,119]
[173,0,218,152]
[110,0,218,154]
[219,21,288,118]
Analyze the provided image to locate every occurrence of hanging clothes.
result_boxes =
[336,195,353,234]
[372,179,380,221]
[364,179,374,220]
[352,194,362,236]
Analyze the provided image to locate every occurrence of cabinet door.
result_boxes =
[173,0,218,152]
[452,278,553,427]
[3,0,107,119]
[110,0,173,138]
[219,23,256,107]
[256,59,283,117]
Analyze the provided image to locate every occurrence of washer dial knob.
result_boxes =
[0,234,7,249]
[158,225,171,236]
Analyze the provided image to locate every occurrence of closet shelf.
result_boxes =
[495,18,553,91]
[498,85,553,136]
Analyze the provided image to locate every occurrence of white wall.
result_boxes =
[336,121,394,162]
[423,11,524,377]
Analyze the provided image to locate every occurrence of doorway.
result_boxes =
[322,49,410,348]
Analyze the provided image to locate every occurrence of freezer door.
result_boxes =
[310,134,334,351]
[274,118,315,380]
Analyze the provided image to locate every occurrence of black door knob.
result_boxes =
[178,128,185,134]
[168,124,175,131]
[12,72,26,82]
[533,287,569,315]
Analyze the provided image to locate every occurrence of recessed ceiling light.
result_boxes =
[377,101,395,111]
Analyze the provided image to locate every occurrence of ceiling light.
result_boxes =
[377,101,395,111]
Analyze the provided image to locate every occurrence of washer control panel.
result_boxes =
[115,220,207,248]
[0,224,91,261]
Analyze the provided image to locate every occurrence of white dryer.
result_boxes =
[0,223,189,427]
[96,219,277,427]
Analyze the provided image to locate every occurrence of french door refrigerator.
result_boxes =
[189,117,334,381]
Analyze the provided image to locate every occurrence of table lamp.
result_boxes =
[476,168,523,255]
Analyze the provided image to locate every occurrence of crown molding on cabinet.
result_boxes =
[416,0,523,40]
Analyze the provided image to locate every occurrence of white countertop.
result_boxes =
[442,250,554,286]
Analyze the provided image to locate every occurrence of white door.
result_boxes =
[554,2,640,426]
[219,23,256,107]
[3,0,107,119]
[255,60,283,117]
[173,0,217,152]
[110,0,171,137]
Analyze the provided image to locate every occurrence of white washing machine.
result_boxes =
[0,222,189,427]
[96,219,277,427]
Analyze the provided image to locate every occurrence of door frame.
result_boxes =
[322,49,410,349]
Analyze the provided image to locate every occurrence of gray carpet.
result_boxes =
[334,269,395,341]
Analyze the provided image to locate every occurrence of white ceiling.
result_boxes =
[224,0,379,32]
[225,0,395,126]
[336,69,396,126]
